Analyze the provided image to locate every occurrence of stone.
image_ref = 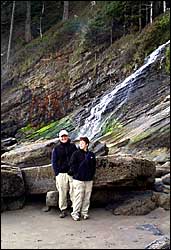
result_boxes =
[154,192,170,210]
[4,196,25,211]
[112,191,157,215]
[1,138,59,168]
[155,162,170,178]
[21,164,56,194]
[136,223,163,236]
[1,165,25,197]
[161,173,170,185]
[153,178,165,192]
[144,236,170,249]
[1,137,17,147]
[95,154,156,189]
[46,191,58,207]
[89,140,109,156]
[20,154,156,195]
[1,164,26,211]
[153,154,170,164]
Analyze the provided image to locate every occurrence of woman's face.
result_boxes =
[79,140,88,151]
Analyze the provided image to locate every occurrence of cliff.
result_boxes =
[1,3,170,160]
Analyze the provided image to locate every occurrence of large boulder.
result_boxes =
[112,191,157,215]
[20,154,156,194]
[95,154,156,188]
[1,164,25,211]
[1,138,59,168]
[1,164,25,197]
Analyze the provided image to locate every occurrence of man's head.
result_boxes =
[79,136,89,151]
[59,130,69,143]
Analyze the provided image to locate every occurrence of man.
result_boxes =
[69,136,96,221]
[51,129,77,218]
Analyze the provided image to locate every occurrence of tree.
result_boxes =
[138,2,142,31]
[145,3,149,25]
[25,1,32,43]
[150,1,153,24]
[163,1,166,12]
[7,1,15,65]
[63,1,69,21]
[40,1,45,39]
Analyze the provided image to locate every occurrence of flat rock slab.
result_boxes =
[1,138,59,168]
[95,154,156,188]
[20,154,156,194]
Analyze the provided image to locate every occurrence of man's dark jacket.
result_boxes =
[69,148,96,181]
[51,140,77,176]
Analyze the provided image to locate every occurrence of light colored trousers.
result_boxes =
[56,173,74,211]
[71,179,93,217]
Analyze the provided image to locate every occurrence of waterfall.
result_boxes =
[77,40,170,140]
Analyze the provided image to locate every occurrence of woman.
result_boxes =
[69,136,96,221]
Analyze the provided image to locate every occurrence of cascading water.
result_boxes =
[77,40,170,140]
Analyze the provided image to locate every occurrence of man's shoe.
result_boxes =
[83,215,89,220]
[59,210,67,218]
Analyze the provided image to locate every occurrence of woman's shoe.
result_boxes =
[59,210,67,218]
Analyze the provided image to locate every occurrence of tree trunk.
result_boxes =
[138,2,142,31]
[145,4,148,25]
[110,19,113,45]
[150,1,153,24]
[40,2,45,39]
[163,1,166,13]
[7,1,15,65]
[130,5,134,31]
[63,1,69,21]
[123,3,126,36]
[25,1,32,43]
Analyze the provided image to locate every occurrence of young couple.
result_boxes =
[51,129,96,221]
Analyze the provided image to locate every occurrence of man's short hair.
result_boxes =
[79,136,89,145]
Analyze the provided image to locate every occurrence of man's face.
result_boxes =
[79,140,88,151]
[59,135,69,143]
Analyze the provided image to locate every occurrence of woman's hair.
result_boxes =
[80,136,90,145]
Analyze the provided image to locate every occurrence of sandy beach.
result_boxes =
[1,200,170,249]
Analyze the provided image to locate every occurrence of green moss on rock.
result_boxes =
[17,116,75,141]
[102,118,124,136]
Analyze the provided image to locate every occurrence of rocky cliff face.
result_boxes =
[1,11,170,162]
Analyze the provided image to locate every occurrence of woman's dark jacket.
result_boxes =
[51,140,77,176]
[69,148,96,181]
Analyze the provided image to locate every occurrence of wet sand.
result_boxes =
[1,201,170,249]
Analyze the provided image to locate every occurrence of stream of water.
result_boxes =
[77,40,170,140]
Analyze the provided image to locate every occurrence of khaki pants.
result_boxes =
[56,173,74,211]
[71,179,93,217]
